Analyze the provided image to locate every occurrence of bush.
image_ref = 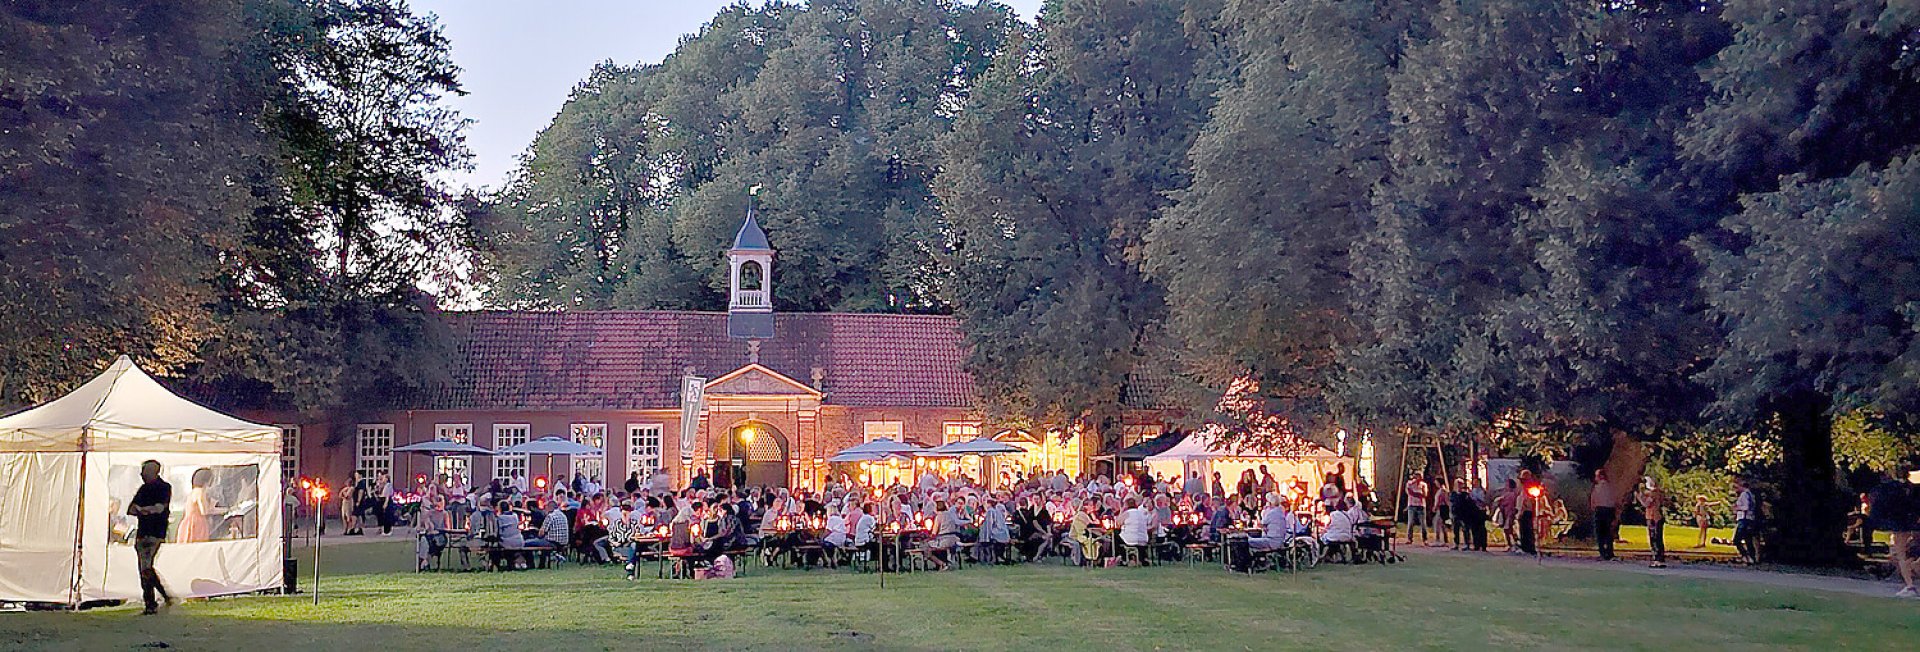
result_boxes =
[1656,467,1736,528]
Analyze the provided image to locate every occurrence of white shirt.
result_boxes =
[1120,507,1154,546]
[1735,489,1755,521]
[1259,506,1298,540]
[1322,509,1357,543]
[823,513,849,546]
[853,513,877,546]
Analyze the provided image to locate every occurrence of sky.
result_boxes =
[414,0,1046,193]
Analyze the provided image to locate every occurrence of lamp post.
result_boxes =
[309,484,328,605]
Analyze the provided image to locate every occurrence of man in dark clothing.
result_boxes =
[1591,469,1619,561]
[128,460,175,614]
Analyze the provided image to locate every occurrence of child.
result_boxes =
[1692,495,1722,549]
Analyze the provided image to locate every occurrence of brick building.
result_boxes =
[261,211,1175,495]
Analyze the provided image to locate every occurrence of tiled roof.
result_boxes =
[427,311,977,410]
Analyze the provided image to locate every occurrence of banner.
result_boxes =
[679,375,705,469]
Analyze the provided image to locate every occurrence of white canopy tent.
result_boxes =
[0,356,283,606]
[1144,431,1351,499]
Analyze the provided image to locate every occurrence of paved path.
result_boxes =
[1400,543,1910,599]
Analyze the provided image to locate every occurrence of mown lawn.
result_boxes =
[4,541,1916,651]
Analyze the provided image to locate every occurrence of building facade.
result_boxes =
[258,211,1175,497]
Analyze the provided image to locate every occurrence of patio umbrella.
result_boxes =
[498,436,603,488]
[392,439,495,456]
[827,438,927,463]
[923,437,1026,457]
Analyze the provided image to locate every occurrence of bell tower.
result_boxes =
[727,197,775,339]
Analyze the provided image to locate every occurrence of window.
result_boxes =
[1122,424,1164,449]
[571,423,608,485]
[435,423,472,486]
[739,260,763,290]
[863,421,904,442]
[493,424,529,482]
[356,424,393,478]
[627,424,663,480]
[107,463,261,545]
[943,422,980,445]
[279,425,300,485]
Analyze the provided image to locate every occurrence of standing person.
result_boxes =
[1496,479,1520,552]
[1517,471,1539,555]
[1691,494,1722,548]
[1867,467,1918,597]
[1639,476,1668,568]
[376,471,396,536]
[1210,471,1226,499]
[1448,479,1473,550]
[1182,471,1206,500]
[127,460,176,615]
[1731,478,1759,565]
[1257,466,1278,495]
[1404,472,1430,544]
[1591,469,1619,561]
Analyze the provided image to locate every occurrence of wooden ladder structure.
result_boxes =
[1392,435,1452,518]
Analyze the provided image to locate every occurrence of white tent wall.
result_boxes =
[78,450,283,603]
[0,357,286,606]
[0,452,82,603]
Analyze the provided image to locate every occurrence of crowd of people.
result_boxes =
[392,463,1401,576]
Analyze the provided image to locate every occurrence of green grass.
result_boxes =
[4,541,1917,651]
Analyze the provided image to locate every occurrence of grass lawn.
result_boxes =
[4,541,1917,651]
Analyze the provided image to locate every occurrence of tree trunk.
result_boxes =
[1762,389,1854,567]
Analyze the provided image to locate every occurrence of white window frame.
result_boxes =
[279,425,301,485]
[434,423,473,487]
[863,421,904,443]
[627,424,664,481]
[570,423,608,486]
[356,424,394,479]
[943,422,980,445]
[493,424,530,484]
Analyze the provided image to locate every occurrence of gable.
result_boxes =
[704,364,821,398]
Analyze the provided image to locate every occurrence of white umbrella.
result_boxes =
[923,437,1025,457]
[393,439,495,456]
[827,438,927,463]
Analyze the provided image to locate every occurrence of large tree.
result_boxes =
[938,0,1220,440]
[201,0,469,429]
[1145,0,1414,433]
[0,0,279,404]
[1687,0,1920,566]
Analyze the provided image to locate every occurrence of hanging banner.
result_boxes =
[679,375,705,468]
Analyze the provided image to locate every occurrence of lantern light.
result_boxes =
[739,427,757,446]
[1526,485,1542,498]
[535,476,548,489]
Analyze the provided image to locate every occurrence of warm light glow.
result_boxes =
[1527,486,1543,498]
[535,476,548,489]
[739,427,757,446]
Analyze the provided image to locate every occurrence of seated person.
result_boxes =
[1206,497,1238,541]
[1322,501,1367,561]
[1248,494,1300,552]
[925,501,963,570]
[822,508,850,552]
[524,502,569,552]
[414,496,452,570]
[1119,497,1154,564]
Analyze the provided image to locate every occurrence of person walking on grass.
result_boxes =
[1405,471,1430,544]
[127,460,176,615]
[1639,476,1668,568]
[1591,469,1619,561]
[1731,478,1759,565]
[1866,465,1918,598]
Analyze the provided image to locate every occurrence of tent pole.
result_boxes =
[69,429,89,609]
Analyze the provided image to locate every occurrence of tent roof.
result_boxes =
[0,356,280,453]
[1144,431,1341,463]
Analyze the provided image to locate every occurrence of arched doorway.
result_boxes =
[718,421,789,488]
